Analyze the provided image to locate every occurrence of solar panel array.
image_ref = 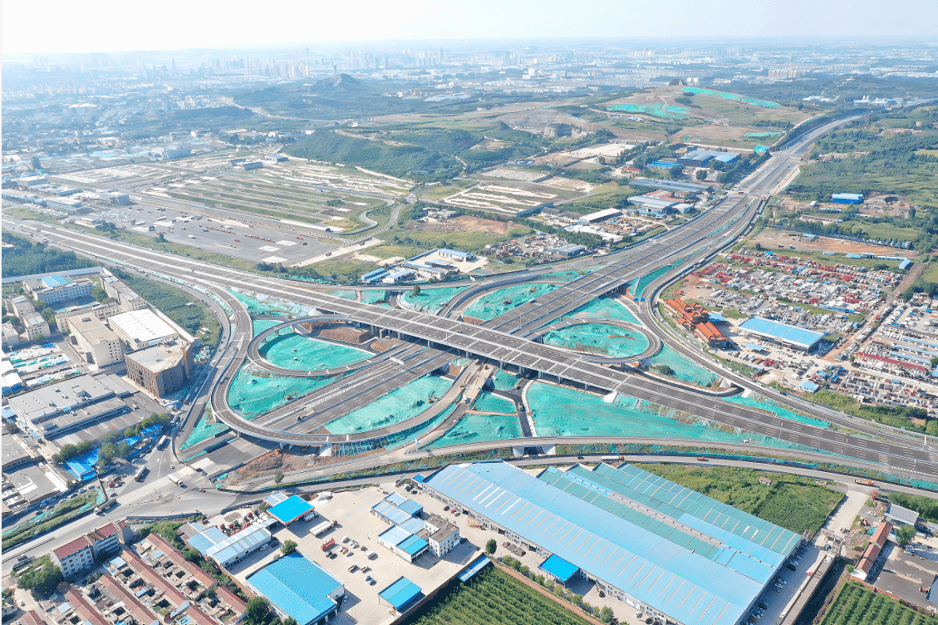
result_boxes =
[427,462,799,625]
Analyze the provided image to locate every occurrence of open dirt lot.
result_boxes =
[413,215,514,236]
[749,230,921,258]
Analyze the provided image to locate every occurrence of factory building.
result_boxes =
[54,300,122,333]
[108,309,179,351]
[737,317,825,352]
[422,461,799,625]
[247,553,344,625]
[577,208,622,225]
[68,315,125,370]
[124,339,192,398]
[627,196,677,217]
[22,275,93,304]
[678,150,740,167]
[831,193,863,205]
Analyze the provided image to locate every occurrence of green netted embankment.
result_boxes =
[473,392,515,414]
[462,283,559,321]
[542,323,650,359]
[325,375,454,434]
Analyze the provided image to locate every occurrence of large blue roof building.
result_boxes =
[247,553,344,625]
[421,461,799,625]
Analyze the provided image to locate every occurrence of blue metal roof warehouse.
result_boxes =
[422,461,799,625]
[378,577,423,612]
[247,553,344,625]
[738,317,825,351]
[268,495,315,525]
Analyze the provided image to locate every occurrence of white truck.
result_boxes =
[169,475,184,487]
[310,520,334,537]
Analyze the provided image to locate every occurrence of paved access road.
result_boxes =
[24,222,938,482]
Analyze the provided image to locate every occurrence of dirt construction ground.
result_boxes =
[749,230,921,259]
[413,214,514,236]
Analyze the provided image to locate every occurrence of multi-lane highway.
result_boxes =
[19,218,938,481]
[14,113,936,479]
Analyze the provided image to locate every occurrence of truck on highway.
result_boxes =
[601,455,625,462]
[855,479,875,486]
[134,466,149,482]
[310,520,336,537]
[157,436,169,450]
[95,499,117,514]
[169,475,184,487]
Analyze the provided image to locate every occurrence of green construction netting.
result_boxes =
[426,413,523,449]
[229,289,313,317]
[400,286,468,313]
[361,290,390,304]
[491,369,520,391]
[472,392,515,414]
[646,346,720,387]
[180,413,229,450]
[723,395,829,429]
[526,383,838,458]
[462,283,560,321]
[542,323,650,359]
[557,297,640,326]
[259,332,371,371]
[325,374,454,434]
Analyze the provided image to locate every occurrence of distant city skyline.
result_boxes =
[3,0,938,56]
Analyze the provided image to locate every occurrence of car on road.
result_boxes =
[170,464,175,469]
[260,544,269,551]
[343,595,348,603]
[199,488,206,492]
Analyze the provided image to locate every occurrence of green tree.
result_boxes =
[182,547,202,562]
[669,164,684,179]
[485,539,497,555]
[600,606,614,623]
[281,540,298,555]
[156,232,167,243]
[282,619,297,625]
[572,594,582,606]
[90,285,111,303]
[411,284,421,297]
[17,556,64,599]
[245,597,269,625]
[896,524,917,547]
[695,169,708,180]
[275,470,284,485]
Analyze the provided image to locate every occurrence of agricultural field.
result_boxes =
[638,464,843,535]
[819,581,938,625]
[403,566,593,625]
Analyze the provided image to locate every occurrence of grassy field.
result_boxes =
[638,464,843,535]
[819,581,937,625]
[402,566,592,625]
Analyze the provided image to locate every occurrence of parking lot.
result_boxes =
[86,202,336,266]
[222,486,479,625]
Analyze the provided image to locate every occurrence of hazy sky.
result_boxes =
[3,0,937,55]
